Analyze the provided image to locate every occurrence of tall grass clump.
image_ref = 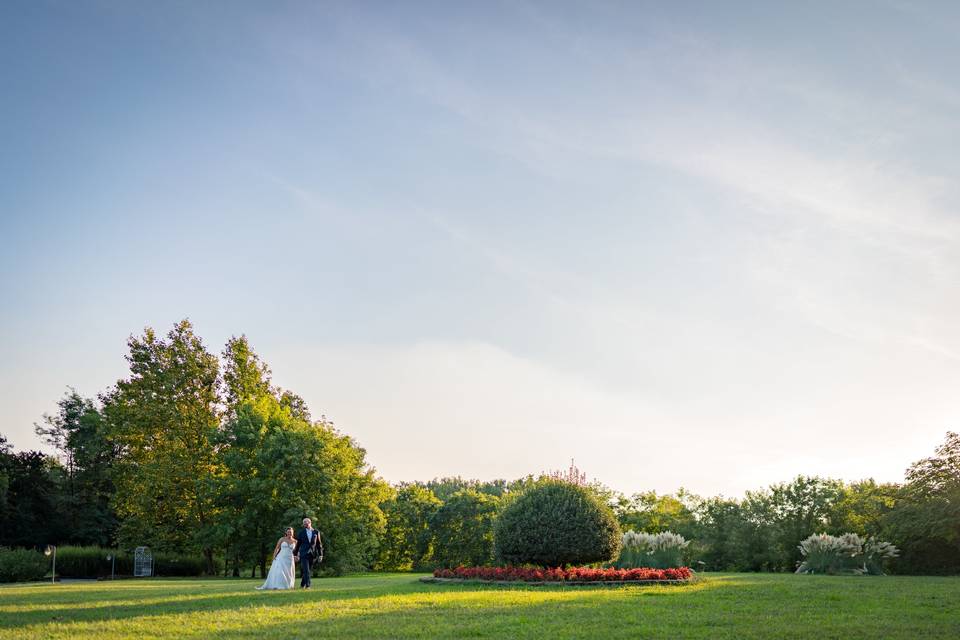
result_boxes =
[615,531,689,569]
[52,546,208,578]
[55,546,133,578]
[796,533,899,575]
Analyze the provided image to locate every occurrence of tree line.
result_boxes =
[1,320,958,575]
[371,443,960,575]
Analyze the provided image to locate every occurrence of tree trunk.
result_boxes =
[232,554,240,577]
[203,547,215,576]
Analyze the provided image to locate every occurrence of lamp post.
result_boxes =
[44,545,56,584]
[106,553,115,580]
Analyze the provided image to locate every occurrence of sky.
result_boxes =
[1,1,959,498]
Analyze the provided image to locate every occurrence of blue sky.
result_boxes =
[2,1,959,496]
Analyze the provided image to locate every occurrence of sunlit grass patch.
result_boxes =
[0,573,958,639]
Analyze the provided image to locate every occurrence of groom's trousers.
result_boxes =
[299,555,312,588]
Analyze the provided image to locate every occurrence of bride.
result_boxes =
[256,527,297,590]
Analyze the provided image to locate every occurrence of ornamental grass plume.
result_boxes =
[862,537,900,575]
[795,533,899,575]
[616,531,690,569]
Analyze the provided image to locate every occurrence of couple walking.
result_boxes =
[256,517,323,590]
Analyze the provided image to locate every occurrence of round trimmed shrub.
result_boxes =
[494,480,621,567]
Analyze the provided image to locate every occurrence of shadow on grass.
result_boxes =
[0,575,719,632]
[0,576,417,629]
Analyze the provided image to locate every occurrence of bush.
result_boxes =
[0,548,48,582]
[153,551,207,576]
[795,533,899,575]
[55,546,131,578]
[52,546,207,578]
[494,479,621,567]
[615,531,690,569]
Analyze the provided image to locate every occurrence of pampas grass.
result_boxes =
[615,531,689,569]
[796,533,899,575]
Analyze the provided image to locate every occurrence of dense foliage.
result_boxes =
[494,480,621,567]
[430,490,499,568]
[0,548,48,582]
[375,484,442,570]
[35,392,117,546]
[0,321,388,577]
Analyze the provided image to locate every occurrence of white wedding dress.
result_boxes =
[256,541,296,590]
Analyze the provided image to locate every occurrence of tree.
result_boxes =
[216,391,393,577]
[0,445,62,548]
[0,435,10,529]
[288,417,391,575]
[884,432,960,574]
[104,320,223,572]
[217,335,277,576]
[221,335,272,418]
[494,480,621,568]
[693,496,743,571]
[430,490,500,568]
[422,477,508,502]
[34,390,117,545]
[828,479,898,538]
[376,484,442,570]
[278,390,311,423]
[618,489,699,538]
[766,476,845,571]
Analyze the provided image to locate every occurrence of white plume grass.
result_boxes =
[796,532,899,575]
[616,531,689,569]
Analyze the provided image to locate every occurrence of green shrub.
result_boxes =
[55,546,132,578]
[52,546,207,577]
[153,551,206,576]
[0,548,48,582]
[615,531,689,569]
[494,480,621,567]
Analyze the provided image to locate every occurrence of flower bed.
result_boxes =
[432,566,691,583]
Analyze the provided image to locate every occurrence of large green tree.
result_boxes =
[300,418,391,575]
[215,335,276,576]
[221,335,272,418]
[104,320,223,572]
[884,432,960,574]
[34,390,117,545]
[215,335,390,575]
[0,440,62,548]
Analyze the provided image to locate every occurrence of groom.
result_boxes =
[294,517,322,589]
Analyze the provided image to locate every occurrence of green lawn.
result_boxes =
[1,572,958,639]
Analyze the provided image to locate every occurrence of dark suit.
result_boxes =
[294,528,321,588]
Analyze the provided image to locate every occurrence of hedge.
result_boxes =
[0,548,48,582]
[48,546,208,578]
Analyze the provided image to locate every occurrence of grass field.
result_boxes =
[1,572,958,639]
